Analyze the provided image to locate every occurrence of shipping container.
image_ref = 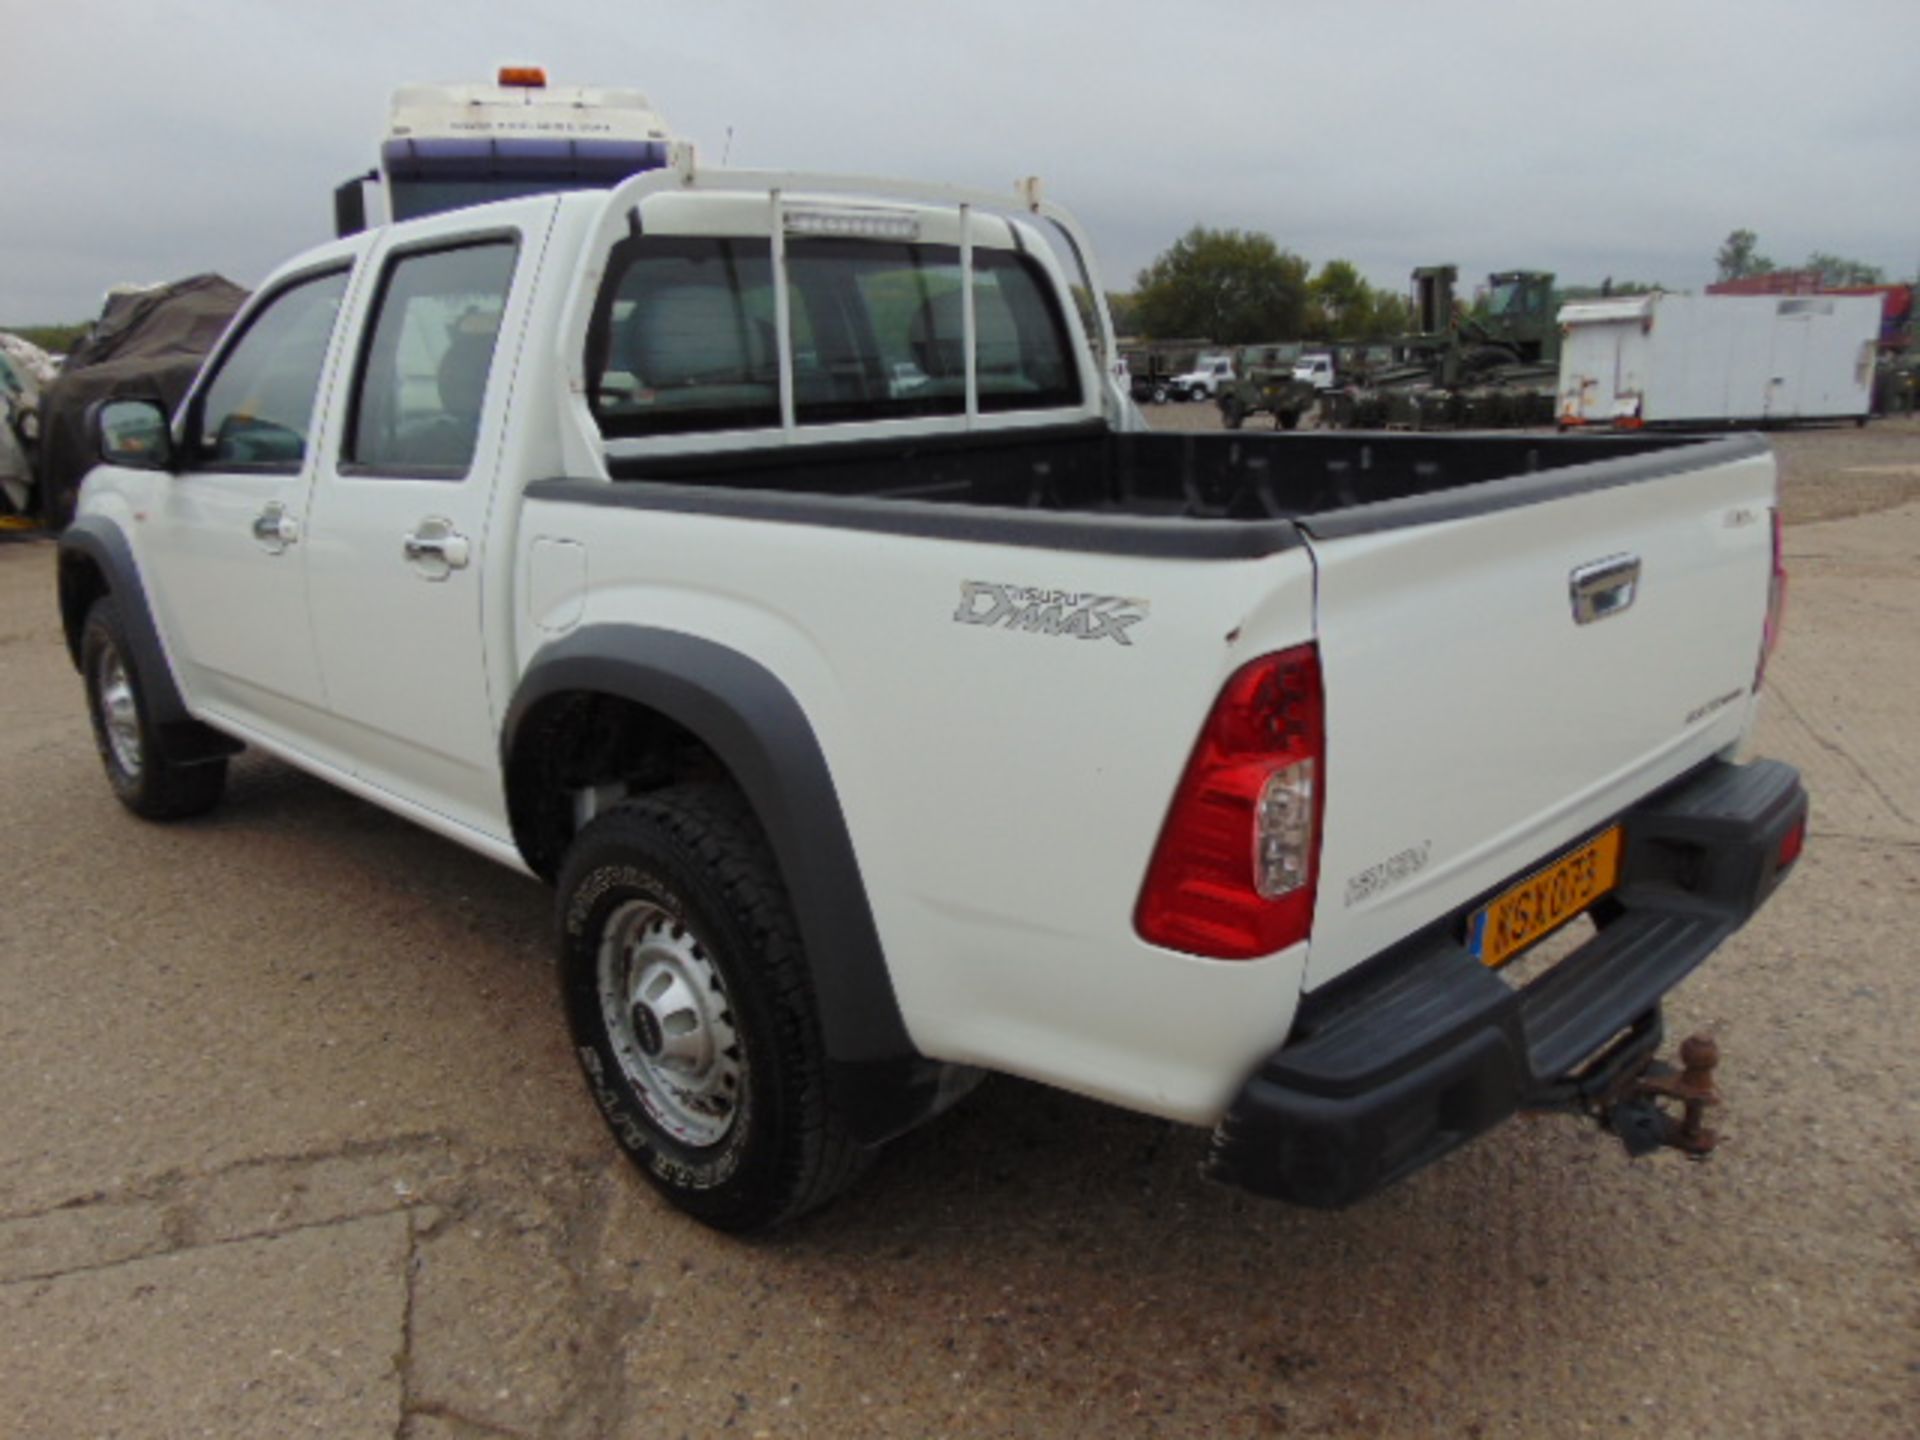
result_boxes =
[1556,292,1880,427]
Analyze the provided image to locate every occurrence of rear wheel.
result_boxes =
[556,786,864,1232]
[81,597,226,820]
[1221,395,1246,429]
[1151,383,1169,405]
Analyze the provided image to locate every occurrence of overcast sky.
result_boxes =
[5,0,1916,323]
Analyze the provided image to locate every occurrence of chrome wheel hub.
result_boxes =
[97,648,142,778]
[597,900,742,1148]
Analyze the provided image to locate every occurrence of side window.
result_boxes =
[346,240,519,475]
[589,238,781,437]
[193,269,349,471]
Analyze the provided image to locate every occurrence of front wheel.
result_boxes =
[81,597,226,820]
[556,786,865,1232]
[1220,396,1245,429]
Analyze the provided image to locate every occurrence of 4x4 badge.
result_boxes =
[953,581,1148,647]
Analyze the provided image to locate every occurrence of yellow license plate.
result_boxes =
[1470,827,1623,969]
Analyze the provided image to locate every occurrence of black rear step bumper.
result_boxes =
[1205,758,1807,1208]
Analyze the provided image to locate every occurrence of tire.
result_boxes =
[556,785,865,1232]
[1220,396,1245,429]
[1276,409,1300,431]
[1151,384,1169,405]
[80,597,227,820]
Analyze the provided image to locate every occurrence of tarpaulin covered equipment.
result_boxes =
[35,274,248,528]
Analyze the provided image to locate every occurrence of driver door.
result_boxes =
[143,261,359,742]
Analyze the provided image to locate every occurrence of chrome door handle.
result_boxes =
[251,504,298,553]
[401,517,470,578]
[1570,555,1640,624]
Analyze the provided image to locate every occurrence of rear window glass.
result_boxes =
[591,238,782,436]
[589,235,1081,438]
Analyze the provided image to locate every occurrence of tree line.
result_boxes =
[1112,224,1902,344]
[1113,227,1412,345]
[1715,229,1886,287]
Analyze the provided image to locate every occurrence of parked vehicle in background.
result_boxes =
[1293,352,1337,390]
[888,361,930,398]
[1119,339,1215,403]
[1167,350,1235,401]
[1323,266,1561,431]
[1558,293,1880,428]
[31,276,249,529]
[59,156,1805,1235]
[1220,344,1318,429]
[335,66,680,235]
[0,332,58,520]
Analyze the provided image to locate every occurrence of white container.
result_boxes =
[1556,292,1880,426]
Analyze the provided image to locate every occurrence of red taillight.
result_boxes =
[1135,645,1325,959]
[1778,813,1806,871]
[1756,507,1787,691]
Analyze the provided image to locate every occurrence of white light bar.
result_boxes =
[783,208,920,241]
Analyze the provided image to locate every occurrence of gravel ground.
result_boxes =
[1,423,1916,1438]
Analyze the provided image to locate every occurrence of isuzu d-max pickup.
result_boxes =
[58,158,1806,1231]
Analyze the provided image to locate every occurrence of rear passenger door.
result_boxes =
[302,203,551,840]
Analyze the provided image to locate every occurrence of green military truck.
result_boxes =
[1322,267,1561,430]
[1217,343,1321,430]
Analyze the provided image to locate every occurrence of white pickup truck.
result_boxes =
[1168,350,1236,401]
[59,159,1806,1232]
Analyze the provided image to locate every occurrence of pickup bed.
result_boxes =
[58,161,1806,1231]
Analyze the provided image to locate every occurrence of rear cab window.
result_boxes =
[588,223,1083,442]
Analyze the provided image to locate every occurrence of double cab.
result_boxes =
[59,158,1805,1230]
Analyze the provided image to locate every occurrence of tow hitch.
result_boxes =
[1531,1015,1724,1160]
[1600,1033,1722,1158]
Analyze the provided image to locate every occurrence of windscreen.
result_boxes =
[384,138,671,222]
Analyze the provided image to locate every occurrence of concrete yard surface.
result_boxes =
[0,425,1916,1438]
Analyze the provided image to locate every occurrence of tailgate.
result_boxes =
[1299,441,1777,991]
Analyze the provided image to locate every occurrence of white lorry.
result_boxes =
[1557,292,1880,428]
[335,67,679,235]
[60,158,1806,1232]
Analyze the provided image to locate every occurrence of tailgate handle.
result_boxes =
[1570,555,1640,624]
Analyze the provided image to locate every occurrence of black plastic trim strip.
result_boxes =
[525,475,1304,559]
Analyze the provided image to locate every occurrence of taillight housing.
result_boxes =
[1777,811,1807,873]
[1135,645,1325,959]
[1756,506,1787,691]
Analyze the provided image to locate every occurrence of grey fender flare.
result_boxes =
[56,517,240,766]
[501,625,956,1144]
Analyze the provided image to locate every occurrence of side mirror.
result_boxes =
[92,398,175,471]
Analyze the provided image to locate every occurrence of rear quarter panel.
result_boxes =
[517,495,1319,1122]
